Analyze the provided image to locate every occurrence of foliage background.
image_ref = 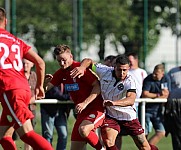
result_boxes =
[1,0,180,66]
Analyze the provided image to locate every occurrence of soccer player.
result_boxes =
[0,7,53,150]
[115,52,148,149]
[70,55,153,150]
[44,45,105,150]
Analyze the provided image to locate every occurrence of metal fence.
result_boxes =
[35,98,167,131]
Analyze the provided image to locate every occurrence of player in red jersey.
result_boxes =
[0,7,53,150]
[44,45,105,150]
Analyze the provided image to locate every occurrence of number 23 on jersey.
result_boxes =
[0,43,23,71]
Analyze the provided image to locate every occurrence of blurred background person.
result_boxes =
[165,65,181,150]
[142,64,170,146]
[40,84,71,150]
[103,55,116,67]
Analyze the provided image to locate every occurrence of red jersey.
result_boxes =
[51,61,104,113]
[0,28,30,91]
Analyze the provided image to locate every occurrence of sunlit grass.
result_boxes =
[1,105,172,150]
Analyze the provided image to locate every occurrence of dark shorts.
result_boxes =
[101,116,144,136]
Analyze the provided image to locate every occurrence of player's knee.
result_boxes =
[78,125,89,138]
[103,138,115,147]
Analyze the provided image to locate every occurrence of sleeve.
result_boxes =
[126,76,136,92]
[92,63,112,78]
[51,69,62,86]
[81,68,98,86]
[142,77,151,91]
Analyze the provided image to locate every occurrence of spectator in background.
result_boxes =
[142,64,170,146]
[103,55,116,67]
[116,51,148,150]
[164,66,181,150]
[0,7,53,150]
[44,45,105,150]
[23,59,37,150]
[40,84,71,150]
[167,66,181,90]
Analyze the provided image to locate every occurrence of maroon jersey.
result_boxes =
[51,61,104,113]
[0,28,30,91]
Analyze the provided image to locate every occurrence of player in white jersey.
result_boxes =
[116,52,148,149]
[70,55,155,150]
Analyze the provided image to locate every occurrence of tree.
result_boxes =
[3,0,180,62]
[16,0,73,57]
[83,0,180,62]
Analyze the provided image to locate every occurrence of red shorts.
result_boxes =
[71,109,105,141]
[0,89,34,130]
[101,116,144,136]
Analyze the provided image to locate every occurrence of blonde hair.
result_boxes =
[154,64,165,72]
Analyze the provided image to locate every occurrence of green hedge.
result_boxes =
[45,61,59,74]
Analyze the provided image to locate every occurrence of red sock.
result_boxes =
[150,144,159,150]
[85,131,102,150]
[106,145,119,150]
[0,136,17,150]
[20,130,53,150]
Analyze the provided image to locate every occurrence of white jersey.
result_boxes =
[129,68,147,98]
[94,63,137,121]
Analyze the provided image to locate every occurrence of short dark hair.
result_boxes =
[104,55,116,62]
[0,7,6,22]
[115,54,130,66]
[53,45,70,55]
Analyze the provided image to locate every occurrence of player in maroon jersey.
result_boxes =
[0,7,53,150]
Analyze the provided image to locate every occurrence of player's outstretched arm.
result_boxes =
[70,58,94,78]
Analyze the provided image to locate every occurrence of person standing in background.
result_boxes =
[0,7,53,150]
[142,64,170,146]
[165,66,181,149]
[167,66,181,90]
[41,84,71,150]
[103,55,116,67]
[23,59,37,150]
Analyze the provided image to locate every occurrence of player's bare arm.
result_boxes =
[24,49,45,99]
[75,79,101,114]
[104,91,136,107]
[70,58,94,78]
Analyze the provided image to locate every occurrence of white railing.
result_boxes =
[135,98,167,130]
[35,98,168,130]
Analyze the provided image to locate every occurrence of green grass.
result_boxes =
[1,105,172,150]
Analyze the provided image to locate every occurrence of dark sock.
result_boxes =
[20,130,53,150]
[0,136,17,150]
